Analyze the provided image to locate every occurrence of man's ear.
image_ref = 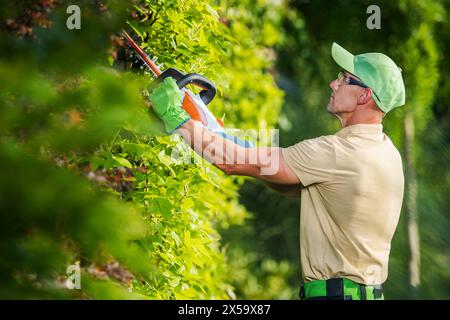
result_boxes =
[358,88,373,105]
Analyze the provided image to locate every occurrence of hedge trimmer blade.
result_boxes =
[122,30,161,77]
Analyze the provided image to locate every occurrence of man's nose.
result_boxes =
[330,79,339,91]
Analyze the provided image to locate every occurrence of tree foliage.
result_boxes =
[240,0,450,299]
[0,0,289,299]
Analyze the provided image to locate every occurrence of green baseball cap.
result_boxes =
[331,42,406,113]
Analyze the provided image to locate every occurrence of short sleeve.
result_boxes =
[281,136,336,187]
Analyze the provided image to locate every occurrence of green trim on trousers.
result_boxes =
[301,278,384,300]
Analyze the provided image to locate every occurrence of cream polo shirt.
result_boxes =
[281,124,404,285]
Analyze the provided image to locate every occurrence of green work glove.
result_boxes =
[149,77,190,134]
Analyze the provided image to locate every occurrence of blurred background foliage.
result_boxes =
[239,0,450,299]
[0,0,448,299]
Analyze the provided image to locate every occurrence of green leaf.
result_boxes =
[127,20,145,40]
[90,156,104,171]
[156,198,173,217]
[112,155,133,168]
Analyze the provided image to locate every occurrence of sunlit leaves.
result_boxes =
[0,0,288,300]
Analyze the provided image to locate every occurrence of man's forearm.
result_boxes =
[176,119,300,185]
[177,119,274,179]
[177,119,248,170]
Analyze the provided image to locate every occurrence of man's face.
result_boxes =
[327,71,363,115]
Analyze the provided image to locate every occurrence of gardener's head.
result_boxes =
[327,42,405,126]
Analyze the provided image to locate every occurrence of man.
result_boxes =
[149,42,406,300]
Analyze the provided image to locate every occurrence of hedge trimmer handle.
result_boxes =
[159,68,216,105]
[176,73,216,106]
[158,68,219,126]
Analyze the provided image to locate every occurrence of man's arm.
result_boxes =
[147,78,300,188]
[177,119,301,186]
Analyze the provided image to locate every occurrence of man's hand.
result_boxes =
[149,77,191,134]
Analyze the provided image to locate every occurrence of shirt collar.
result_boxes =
[335,124,383,137]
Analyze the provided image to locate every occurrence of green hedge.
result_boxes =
[0,0,295,299]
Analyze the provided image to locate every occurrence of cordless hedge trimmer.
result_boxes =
[122,30,253,148]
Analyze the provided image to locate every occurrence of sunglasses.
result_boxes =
[337,71,381,103]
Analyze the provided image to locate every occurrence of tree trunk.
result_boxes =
[404,110,421,298]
